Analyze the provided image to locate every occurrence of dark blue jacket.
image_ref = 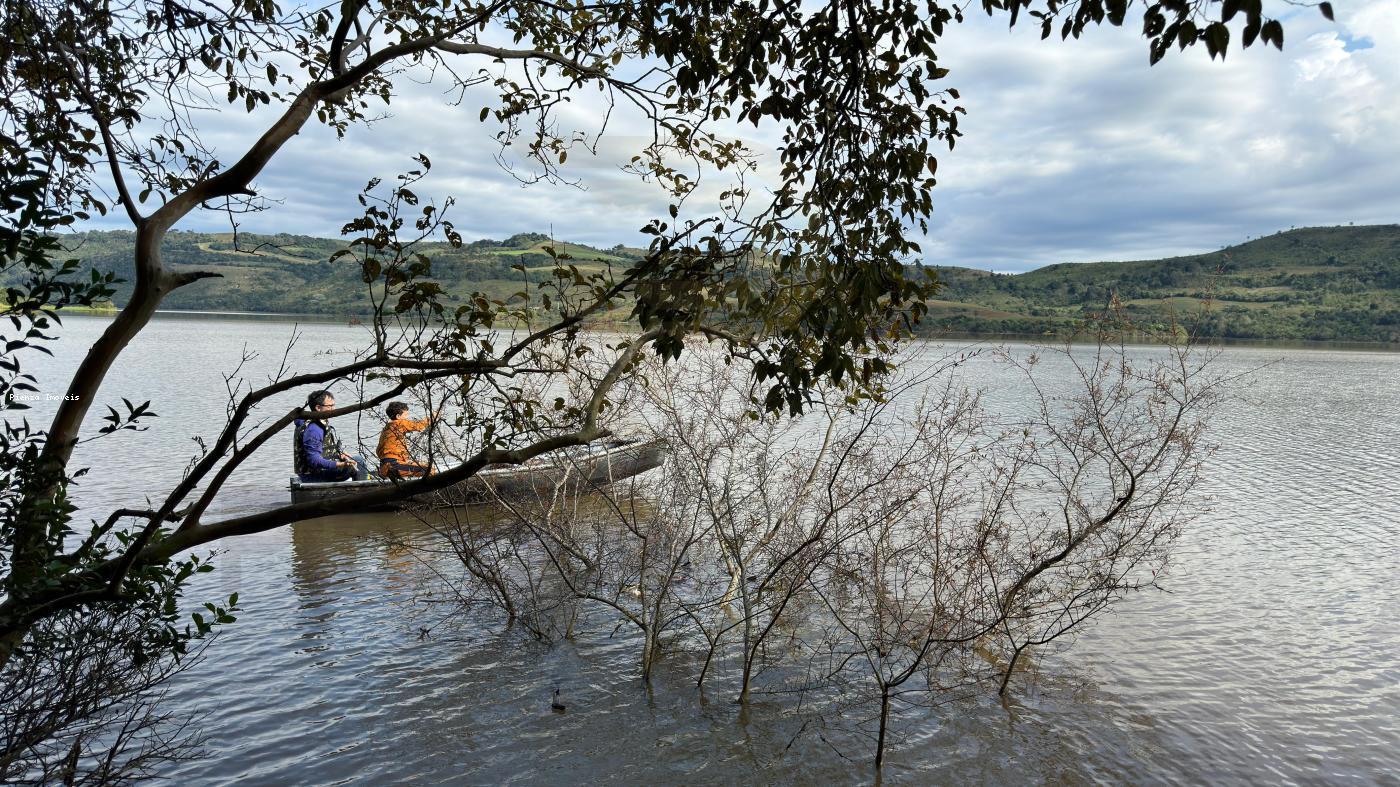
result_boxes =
[294,418,342,478]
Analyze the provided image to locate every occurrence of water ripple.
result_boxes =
[20,319,1400,784]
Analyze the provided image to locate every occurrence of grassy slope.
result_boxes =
[41,225,1400,342]
[925,225,1400,343]
[53,230,642,317]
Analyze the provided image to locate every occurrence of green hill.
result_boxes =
[37,225,1400,343]
[923,225,1400,343]
[49,230,642,316]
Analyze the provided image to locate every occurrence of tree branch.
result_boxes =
[434,40,608,80]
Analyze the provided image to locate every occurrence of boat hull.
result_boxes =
[288,438,666,507]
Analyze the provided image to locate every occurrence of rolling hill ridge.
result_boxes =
[925,224,1400,343]
[46,225,1400,343]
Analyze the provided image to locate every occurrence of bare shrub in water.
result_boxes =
[435,331,1225,769]
[0,609,208,783]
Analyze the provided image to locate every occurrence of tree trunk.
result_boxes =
[640,626,656,684]
[874,687,892,771]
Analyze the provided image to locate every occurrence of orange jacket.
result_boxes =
[377,417,431,464]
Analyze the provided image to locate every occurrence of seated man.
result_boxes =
[376,401,438,479]
[294,390,370,482]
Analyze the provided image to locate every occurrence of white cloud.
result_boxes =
[921,0,1400,270]
[83,1,1400,272]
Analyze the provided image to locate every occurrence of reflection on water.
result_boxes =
[14,314,1400,784]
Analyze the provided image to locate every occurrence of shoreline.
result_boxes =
[57,308,1400,353]
[924,330,1400,354]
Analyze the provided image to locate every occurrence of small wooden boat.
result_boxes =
[288,437,666,507]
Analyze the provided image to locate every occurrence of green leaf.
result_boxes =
[1206,23,1230,59]
[1242,19,1261,48]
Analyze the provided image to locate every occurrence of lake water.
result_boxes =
[14,313,1400,784]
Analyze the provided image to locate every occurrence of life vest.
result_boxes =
[293,419,343,476]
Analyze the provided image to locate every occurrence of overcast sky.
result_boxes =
[97,0,1399,273]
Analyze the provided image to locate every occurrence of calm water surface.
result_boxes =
[17,314,1400,785]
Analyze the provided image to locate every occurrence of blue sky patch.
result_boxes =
[1341,34,1375,52]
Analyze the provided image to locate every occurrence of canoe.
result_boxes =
[288,437,667,507]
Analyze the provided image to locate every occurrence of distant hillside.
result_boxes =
[922,225,1400,343]
[49,230,643,316]
[36,225,1400,343]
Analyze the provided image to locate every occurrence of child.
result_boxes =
[376,401,437,478]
